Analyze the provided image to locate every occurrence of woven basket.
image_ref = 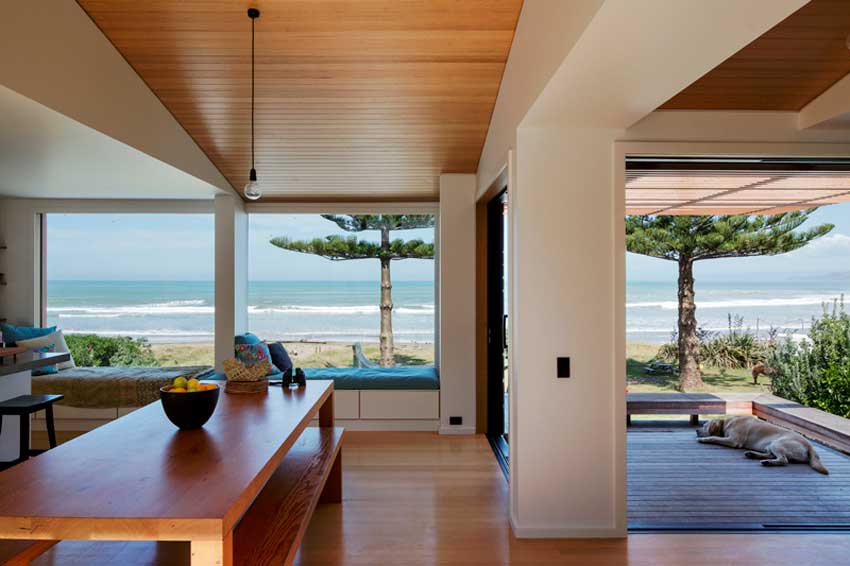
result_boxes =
[222,358,271,395]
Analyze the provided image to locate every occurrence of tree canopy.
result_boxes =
[269,234,434,261]
[625,211,834,261]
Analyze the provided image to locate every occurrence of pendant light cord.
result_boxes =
[251,14,255,171]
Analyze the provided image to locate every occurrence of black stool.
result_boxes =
[0,394,64,463]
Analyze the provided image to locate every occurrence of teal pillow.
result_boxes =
[234,332,262,345]
[30,344,58,375]
[0,323,57,347]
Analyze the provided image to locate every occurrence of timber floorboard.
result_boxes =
[628,428,850,528]
[293,432,850,566]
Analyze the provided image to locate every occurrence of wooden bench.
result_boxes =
[626,392,756,425]
[753,394,850,455]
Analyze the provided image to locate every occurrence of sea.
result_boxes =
[44,279,850,345]
[46,280,436,344]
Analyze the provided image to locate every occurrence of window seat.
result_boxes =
[210,366,439,391]
[31,365,214,408]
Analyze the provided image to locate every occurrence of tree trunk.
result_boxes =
[379,225,395,367]
[677,256,703,390]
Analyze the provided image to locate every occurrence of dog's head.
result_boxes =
[696,418,725,438]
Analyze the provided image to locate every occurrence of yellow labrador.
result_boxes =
[696,416,829,475]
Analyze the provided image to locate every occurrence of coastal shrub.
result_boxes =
[65,334,158,367]
[656,315,772,370]
[769,299,850,418]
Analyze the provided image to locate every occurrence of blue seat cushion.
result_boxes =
[303,366,439,390]
[207,366,439,390]
[0,323,57,347]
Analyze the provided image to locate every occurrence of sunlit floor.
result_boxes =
[293,432,850,566]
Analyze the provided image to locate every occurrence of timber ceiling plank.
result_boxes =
[76,0,523,201]
[661,0,850,111]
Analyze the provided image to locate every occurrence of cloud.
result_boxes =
[798,233,850,256]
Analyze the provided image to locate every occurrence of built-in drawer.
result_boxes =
[360,390,439,420]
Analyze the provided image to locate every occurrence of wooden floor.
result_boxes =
[27,432,850,565]
[292,432,850,565]
[628,427,850,529]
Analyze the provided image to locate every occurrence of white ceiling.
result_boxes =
[0,86,221,199]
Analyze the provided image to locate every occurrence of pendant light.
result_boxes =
[243,8,262,200]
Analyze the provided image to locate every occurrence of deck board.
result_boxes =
[628,429,850,528]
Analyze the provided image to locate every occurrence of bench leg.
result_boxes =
[626,414,632,427]
[320,449,342,504]
[46,405,57,449]
[690,414,699,426]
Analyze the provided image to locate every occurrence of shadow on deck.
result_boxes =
[628,427,850,530]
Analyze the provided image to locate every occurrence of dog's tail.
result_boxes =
[808,445,830,475]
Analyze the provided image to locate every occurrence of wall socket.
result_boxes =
[557,357,571,378]
[449,416,463,425]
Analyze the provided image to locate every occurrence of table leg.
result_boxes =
[191,533,232,566]
[319,390,334,428]
[320,448,342,504]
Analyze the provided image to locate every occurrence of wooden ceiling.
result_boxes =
[661,0,850,111]
[626,159,850,215]
[76,1,523,201]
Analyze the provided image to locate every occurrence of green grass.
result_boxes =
[627,342,771,393]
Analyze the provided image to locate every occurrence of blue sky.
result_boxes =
[46,204,850,283]
[47,213,436,281]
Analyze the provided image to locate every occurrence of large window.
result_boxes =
[249,213,436,368]
[45,213,215,366]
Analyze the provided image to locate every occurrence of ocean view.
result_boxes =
[46,280,435,344]
[45,279,850,345]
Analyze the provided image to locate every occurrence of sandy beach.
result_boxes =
[151,340,435,368]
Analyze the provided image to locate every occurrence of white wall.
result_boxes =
[477,0,605,198]
[214,195,249,372]
[438,174,477,434]
[482,0,810,539]
[0,0,232,197]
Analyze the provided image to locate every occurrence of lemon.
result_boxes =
[187,378,201,392]
[173,376,188,389]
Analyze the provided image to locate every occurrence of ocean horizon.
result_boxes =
[45,279,850,345]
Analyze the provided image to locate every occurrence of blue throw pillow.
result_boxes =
[268,342,293,373]
[0,323,57,347]
[234,332,262,345]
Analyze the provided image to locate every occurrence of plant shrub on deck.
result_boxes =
[66,334,158,367]
[769,300,850,418]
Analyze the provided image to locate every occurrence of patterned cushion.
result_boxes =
[29,344,58,375]
[234,342,273,375]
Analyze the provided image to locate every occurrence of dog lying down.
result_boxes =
[696,416,829,475]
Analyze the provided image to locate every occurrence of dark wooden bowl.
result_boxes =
[159,385,220,429]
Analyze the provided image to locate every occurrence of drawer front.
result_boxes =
[360,390,439,420]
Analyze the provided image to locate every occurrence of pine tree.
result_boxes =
[271,214,435,367]
[626,211,833,390]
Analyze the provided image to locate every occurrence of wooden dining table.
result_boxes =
[0,379,342,566]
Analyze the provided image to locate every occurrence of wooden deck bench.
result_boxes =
[753,394,850,455]
[626,392,756,425]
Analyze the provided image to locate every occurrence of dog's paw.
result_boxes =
[697,438,709,443]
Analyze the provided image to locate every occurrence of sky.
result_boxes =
[46,203,850,283]
[46,213,436,281]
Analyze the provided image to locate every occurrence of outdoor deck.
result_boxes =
[628,427,850,530]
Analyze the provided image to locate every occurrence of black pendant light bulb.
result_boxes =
[243,8,262,200]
